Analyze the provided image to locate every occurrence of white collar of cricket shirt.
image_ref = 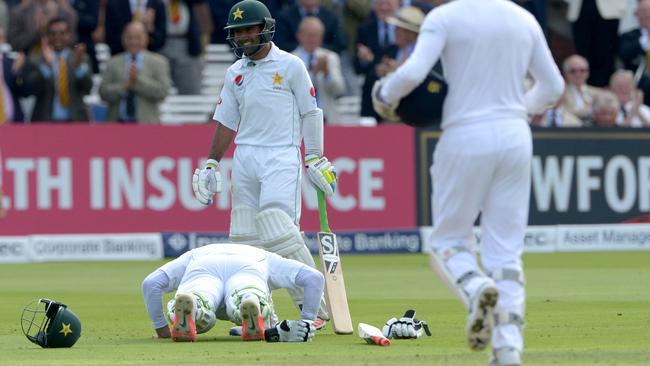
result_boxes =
[242,42,281,66]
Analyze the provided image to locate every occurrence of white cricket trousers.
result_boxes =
[430,119,531,350]
[232,145,303,223]
[177,256,270,324]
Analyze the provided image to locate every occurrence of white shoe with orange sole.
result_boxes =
[171,293,197,342]
[240,294,265,341]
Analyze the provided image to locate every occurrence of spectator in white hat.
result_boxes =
[375,6,424,78]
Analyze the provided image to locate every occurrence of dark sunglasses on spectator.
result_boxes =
[568,68,588,74]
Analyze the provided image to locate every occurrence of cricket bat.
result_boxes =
[358,323,391,346]
[316,188,354,334]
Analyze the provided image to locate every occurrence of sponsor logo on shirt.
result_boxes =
[234,74,244,86]
[310,86,316,97]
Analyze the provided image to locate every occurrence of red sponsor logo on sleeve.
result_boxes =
[234,74,244,86]
[310,86,316,97]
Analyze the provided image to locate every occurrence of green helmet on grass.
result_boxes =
[21,299,82,348]
[225,0,275,58]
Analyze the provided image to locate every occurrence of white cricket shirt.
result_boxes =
[159,244,270,288]
[214,43,318,147]
[381,0,564,128]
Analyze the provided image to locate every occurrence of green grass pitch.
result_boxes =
[1,251,649,366]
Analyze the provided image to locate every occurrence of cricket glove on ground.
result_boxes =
[192,159,222,205]
[372,78,400,122]
[264,320,315,342]
[382,310,431,339]
[305,155,337,197]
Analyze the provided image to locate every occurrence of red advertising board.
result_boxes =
[0,125,415,235]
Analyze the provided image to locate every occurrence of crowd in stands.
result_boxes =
[0,0,649,128]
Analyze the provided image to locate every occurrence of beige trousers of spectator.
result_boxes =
[160,37,203,95]
[429,119,531,351]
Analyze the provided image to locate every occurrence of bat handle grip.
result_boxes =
[316,188,331,232]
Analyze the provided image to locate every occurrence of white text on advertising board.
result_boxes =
[2,157,387,212]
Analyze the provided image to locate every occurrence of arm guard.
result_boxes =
[302,108,324,157]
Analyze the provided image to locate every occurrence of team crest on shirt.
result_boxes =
[272,72,283,89]
[234,74,244,86]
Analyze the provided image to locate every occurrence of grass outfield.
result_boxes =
[1,251,649,366]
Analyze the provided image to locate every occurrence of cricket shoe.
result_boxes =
[488,347,521,366]
[466,279,499,351]
[313,318,328,331]
[171,293,197,342]
[240,293,265,341]
[230,309,277,336]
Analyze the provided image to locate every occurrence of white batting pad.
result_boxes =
[230,205,259,244]
[255,208,304,257]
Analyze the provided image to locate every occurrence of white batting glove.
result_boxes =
[305,154,337,197]
[382,310,431,339]
[264,320,315,342]
[372,78,400,122]
[192,159,222,205]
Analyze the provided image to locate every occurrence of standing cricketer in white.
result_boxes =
[373,0,564,365]
[142,243,325,342]
[191,0,337,329]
